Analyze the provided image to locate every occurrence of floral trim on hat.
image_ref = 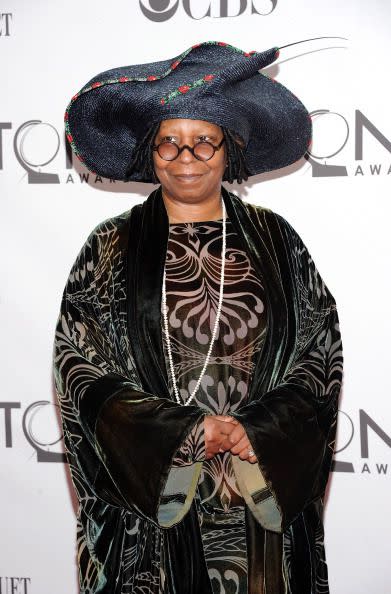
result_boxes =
[160,73,215,105]
[64,40,279,170]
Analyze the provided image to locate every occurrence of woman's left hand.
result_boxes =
[214,415,257,464]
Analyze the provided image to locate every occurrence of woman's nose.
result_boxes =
[177,145,196,163]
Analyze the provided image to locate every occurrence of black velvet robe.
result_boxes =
[53,185,343,594]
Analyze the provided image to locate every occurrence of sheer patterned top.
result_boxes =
[161,216,267,513]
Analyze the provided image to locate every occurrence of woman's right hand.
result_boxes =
[203,415,238,459]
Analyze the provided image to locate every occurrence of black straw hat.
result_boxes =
[65,40,312,182]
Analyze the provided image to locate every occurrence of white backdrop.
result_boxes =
[1,1,391,593]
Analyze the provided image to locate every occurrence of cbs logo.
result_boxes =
[139,0,277,22]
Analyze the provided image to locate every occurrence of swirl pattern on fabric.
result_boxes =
[162,218,267,593]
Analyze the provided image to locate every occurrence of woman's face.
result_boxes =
[152,118,226,204]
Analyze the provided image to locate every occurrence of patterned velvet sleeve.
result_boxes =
[53,225,206,529]
[229,213,343,534]
[171,416,206,466]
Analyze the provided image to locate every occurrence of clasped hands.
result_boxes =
[203,415,257,464]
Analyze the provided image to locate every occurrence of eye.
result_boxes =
[160,136,177,143]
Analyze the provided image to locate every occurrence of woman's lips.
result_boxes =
[174,174,204,182]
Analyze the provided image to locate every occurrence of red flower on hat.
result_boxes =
[178,85,190,94]
[72,94,79,101]
[218,42,227,46]
[119,76,129,83]
[171,60,180,69]
[147,75,157,81]
[160,98,166,105]
[192,43,201,49]
[66,133,73,143]
[92,82,102,88]
[64,112,69,121]
[203,74,215,81]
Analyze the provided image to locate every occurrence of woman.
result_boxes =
[54,41,343,594]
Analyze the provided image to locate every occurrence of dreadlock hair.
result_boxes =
[221,127,251,184]
[124,122,251,184]
[124,122,161,184]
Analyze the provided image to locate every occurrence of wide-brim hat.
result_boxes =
[65,40,312,182]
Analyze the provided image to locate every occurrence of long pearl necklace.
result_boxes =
[162,198,226,406]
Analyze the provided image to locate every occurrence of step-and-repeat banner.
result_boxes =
[1,1,390,593]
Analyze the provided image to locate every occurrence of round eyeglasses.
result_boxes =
[152,138,225,162]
